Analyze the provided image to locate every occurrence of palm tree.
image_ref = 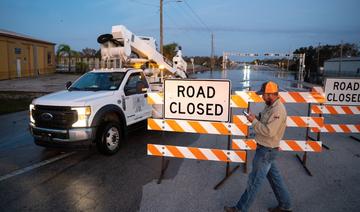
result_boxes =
[56,44,72,72]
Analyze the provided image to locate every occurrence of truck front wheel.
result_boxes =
[96,122,122,155]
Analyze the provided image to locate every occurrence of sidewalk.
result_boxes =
[0,73,81,93]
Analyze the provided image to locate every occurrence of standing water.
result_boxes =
[189,67,304,92]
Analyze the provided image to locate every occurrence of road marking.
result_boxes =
[0,152,76,182]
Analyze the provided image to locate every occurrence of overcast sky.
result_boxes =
[1,0,359,56]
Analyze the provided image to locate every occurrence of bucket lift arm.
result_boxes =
[98,25,187,78]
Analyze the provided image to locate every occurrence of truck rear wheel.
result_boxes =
[96,122,122,155]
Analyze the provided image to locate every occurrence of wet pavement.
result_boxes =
[0,69,359,211]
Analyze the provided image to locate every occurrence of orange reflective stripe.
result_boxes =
[313,117,324,127]
[248,91,263,102]
[231,95,248,108]
[289,92,306,102]
[311,127,320,133]
[147,144,162,156]
[166,120,184,132]
[235,151,246,161]
[325,124,335,132]
[211,122,229,135]
[147,97,155,105]
[211,149,228,161]
[339,125,351,133]
[238,124,249,136]
[341,106,353,114]
[286,140,302,151]
[167,145,185,158]
[291,116,307,127]
[312,92,325,103]
[311,105,322,114]
[327,106,338,115]
[188,147,207,160]
[307,141,322,152]
[279,96,286,103]
[148,119,162,130]
[233,115,243,125]
[188,121,208,134]
[356,125,360,131]
[246,140,257,150]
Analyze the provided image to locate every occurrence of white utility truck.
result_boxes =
[29,25,187,155]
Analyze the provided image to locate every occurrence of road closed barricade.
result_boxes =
[147,79,248,187]
[309,79,360,143]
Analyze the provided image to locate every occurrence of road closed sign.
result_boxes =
[164,79,231,122]
[324,78,360,106]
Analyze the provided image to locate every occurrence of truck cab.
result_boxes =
[29,68,152,155]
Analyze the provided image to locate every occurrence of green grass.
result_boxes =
[0,98,32,115]
[0,91,47,115]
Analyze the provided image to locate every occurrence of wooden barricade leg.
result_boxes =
[307,103,330,150]
[157,118,170,184]
[350,135,360,142]
[214,107,240,190]
[296,103,313,176]
[243,102,251,174]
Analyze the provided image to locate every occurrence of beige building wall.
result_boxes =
[0,34,55,80]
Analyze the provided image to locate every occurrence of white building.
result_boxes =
[324,57,360,77]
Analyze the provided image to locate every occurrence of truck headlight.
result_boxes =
[29,104,35,123]
[72,106,91,127]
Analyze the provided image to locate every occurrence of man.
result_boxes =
[224,81,292,212]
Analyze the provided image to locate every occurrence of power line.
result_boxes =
[183,0,212,33]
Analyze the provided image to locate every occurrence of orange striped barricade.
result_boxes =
[311,105,360,143]
[233,115,324,128]
[148,144,246,163]
[232,89,326,176]
[232,139,322,152]
[148,118,248,136]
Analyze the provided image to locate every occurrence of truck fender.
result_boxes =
[91,104,127,138]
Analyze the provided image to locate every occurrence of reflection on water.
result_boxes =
[191,68,302,92]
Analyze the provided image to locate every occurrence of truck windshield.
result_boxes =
[69,72,125,91]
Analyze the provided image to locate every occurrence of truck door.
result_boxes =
[123,72,152,125]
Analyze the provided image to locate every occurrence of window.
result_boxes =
[15,48,21,54]
[124,72,149,96]
[47,52,52,65]
[69,72,125,91]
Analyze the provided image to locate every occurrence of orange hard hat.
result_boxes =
[256,81,279,94]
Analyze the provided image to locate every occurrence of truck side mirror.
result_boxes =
[66,81,72,89]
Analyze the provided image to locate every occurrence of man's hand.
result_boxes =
[246,112,256,123]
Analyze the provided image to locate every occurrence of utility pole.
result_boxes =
[339,40,343,76]
[210,33,214,72]
[160,0,163,54]
[317,42,320,70]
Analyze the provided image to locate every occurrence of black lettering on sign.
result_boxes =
[333,82,339,90]
[196,86,205,98]
[178,102,185,114]
[178,85,185,97]
[187,86,195,97]
[187,103,195,114]
[207,86,215,98]
[197,103,204,115]
[206,104,214,115]
[170,102,177,113]
[355,82,359,90]
[327,93,333,101]
[215,104,223,116]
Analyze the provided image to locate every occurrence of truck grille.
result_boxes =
[33,105,78,129]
